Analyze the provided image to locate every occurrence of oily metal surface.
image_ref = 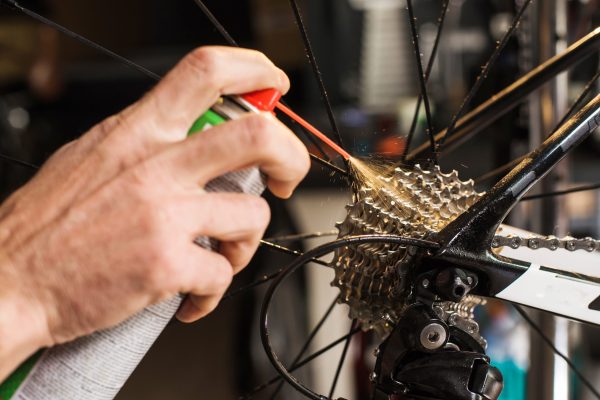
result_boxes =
[330,164,483,333]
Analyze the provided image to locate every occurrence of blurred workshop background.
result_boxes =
[0,0,599,399]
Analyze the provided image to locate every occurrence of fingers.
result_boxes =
[175,249,233,323]
[80,47,290,184]
[219,240,260,275]
[176,294,223,323]
[174,192,270,272]
[129,46,290,139]
[156,112,310,198]
[176,248,233,296]
[171,192,271,323]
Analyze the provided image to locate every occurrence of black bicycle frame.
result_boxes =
[408,27,600,160]
[424,93,600,321]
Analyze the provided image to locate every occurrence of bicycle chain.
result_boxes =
[492,234,600,252]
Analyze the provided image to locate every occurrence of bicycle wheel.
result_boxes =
[0,0,599,399]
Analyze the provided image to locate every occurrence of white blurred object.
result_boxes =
[288,190,355,399]
[349,0,403,10]
[349,0,416,113]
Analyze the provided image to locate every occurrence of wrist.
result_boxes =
[0,255,51,381]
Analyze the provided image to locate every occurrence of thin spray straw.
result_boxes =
[275,102,351,160]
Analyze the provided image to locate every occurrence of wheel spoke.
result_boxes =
[521,182,600,201]
[264,230,339,243]
[9,4,600,400]
[405,0,439,165]
[513,305,600,399]
[3,0,347,176]
[259,240,331,267]
[407,30,600,160]
[0,0,161,82]
[554,70,600,130]
[192,0,238,46]
[0,153,39,170]
[260,236,441,399]
[328,320,356,399]
[223,239,330,299]
[241,327,361,399]
[269,296,339,399]
[225,239,335,300]
[223,269,282,300]
[284,114,333,162]
[310,154,349,177]
[190,0,339,166]
[288,0,346,152]
[475,156,525,184]
[438,0,533,151]
[222,239,334,300]
[402,0,450,162]
[476,69,600,184]
[191,0,354,170]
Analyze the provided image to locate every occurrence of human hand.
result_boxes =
[0,46,309,376]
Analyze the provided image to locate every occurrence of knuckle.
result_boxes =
[44,139,78,163]
[254,50,272,64]
[239,114,274,151]
[229,242,257,272]
[184,47,221,82]
[97,113,128,137]
[247,48,275,70]
[126,161,159,195]
[212,255,234,290]
[217,270,233,292]
[146,248,178,289]
[244,114,272,137]
[247,196,271,229]
[135,196,166,235]
[57,139,79,154]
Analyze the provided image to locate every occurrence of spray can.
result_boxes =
[0,89,282,400]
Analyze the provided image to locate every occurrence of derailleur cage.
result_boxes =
[372,304,503,400]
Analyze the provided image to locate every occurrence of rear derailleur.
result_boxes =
[371,268,504,400]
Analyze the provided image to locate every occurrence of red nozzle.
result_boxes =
[242,89,282,112]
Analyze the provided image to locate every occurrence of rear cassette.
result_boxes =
[330,164,483,333]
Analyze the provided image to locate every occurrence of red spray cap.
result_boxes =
[241,89,282,112]
[243,88,352,161]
